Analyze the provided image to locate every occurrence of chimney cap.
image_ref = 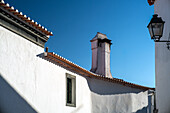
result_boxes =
[98,38,112,45]
[97,32,107,36]
[90,32,108,42]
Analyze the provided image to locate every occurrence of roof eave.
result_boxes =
[44,52,155,91]
[0,1,53,36]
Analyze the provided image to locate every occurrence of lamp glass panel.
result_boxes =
[151,23,163,37]
[148,24,154,38]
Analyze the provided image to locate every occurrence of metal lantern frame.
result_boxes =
[147,14,165,41]
[147,14,170,49]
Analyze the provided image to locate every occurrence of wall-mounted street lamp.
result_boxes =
[147,14,170,49]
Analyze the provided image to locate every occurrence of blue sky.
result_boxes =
[5,0,155,87]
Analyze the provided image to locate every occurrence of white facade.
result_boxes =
[0,1,154,113]
[0,26,92,113]
[154,0,170,112]
[0,24,153,113]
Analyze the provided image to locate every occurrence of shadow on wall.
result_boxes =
[0,73,37,113]
[86,77,143,95]
[38,53,143,95]
[38,53,151,113]
[86,78,150,113]
[136,107,147,113]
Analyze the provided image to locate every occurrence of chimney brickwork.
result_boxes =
[90,32,112,78]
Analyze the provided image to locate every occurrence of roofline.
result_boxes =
[0,1,53,36]
[44,52,155,91]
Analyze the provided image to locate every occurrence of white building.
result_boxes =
[0,1,154,113]
[148,0,170,113]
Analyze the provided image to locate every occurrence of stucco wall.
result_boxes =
[0,25,151,113]
[154,0,170,112]
[87,78,149,113]
[0,26,91,113]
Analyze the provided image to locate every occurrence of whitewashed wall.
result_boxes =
[0,26,91,113]
[154,0,170,112]
[0,25,150,113]
[87,78,149,113]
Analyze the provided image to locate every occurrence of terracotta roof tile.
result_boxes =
[44,52,155,91]
[0,1,53,36]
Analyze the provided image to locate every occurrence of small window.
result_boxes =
[66,73,76,107]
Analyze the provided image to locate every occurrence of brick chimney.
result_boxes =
[90,32,112,78]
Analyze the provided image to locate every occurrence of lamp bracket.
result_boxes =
[154,40,170,50]
[154,40,170,42]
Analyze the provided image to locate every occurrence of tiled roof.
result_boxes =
[44,52,155,91]
[148,0,155,6]
[0,0,53,36]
